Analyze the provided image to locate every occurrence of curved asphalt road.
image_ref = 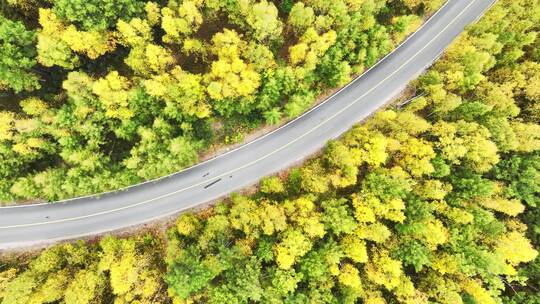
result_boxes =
[0,0,496,249]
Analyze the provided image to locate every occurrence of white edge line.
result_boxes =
[0,0,453,209]
[0,0,482,230]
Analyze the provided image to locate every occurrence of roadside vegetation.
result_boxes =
[0,0,444,203]
[1,0,539,303]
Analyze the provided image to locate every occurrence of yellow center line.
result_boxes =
[0,0,478,230]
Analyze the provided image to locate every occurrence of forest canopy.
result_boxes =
[0,0,443,203]
[1,0,539,303]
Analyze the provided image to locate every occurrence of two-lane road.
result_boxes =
[0,0,496,249]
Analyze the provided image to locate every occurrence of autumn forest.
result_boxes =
[1,0,441,202]
[1,0,539,303]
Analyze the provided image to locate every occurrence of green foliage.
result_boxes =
[53,0,145,30]
[165,246,220,299]
[494,153,540,207]
[0,15,39,92]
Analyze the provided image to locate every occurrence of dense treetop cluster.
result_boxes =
[0,0,442,203]
[1,0,539,303]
